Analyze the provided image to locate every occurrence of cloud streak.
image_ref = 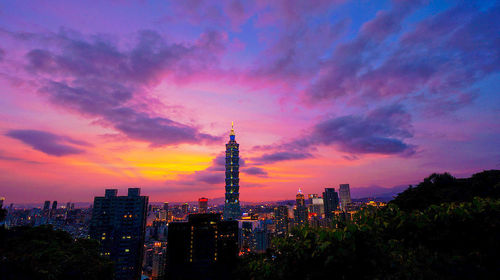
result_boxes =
[5,129,89,156]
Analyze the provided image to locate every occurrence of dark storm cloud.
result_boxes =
[5,129,88,156]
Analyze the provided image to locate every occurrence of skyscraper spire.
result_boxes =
[230,122,236,141]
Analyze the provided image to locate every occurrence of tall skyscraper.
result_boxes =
[166,213,238,280]
[0,197,4,209]
[339,184,351,210]
[274,205,289,237]
[89,188,148,280]
[224,122,241,220]
[323,188,340,219]
[163,202,169,212]
[51,200,57,211]
[43,200,50,211]
[198,197,208,213]
[294,189,308,225]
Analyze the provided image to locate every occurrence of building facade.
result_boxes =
[274,205,289,237]
[339,184,352,210]
[223,123,241,220]
[294,189,308,225]
[323,188,340,219]
[166,213,238,280]
[89,188,148,280]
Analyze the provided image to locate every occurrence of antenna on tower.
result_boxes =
[230,122,235,136]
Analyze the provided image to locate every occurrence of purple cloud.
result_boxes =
[242,166,268,177]
[253,151,314,164]
[310,104,415,155]
[305,1,499,112]
[253,104,415,162]
[5,129,88,156]
[23,30,224,146]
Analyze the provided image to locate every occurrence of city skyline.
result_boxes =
[1,0,499,204]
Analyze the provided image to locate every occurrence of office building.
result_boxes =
[224,122,241,220]
[294,189,308,225]
[240,220,259,252]
[51,201,58,211]
[43,200,50,211]
[89,188,148,280]
[323,188,340,219]
[163,202,169,212]
[198,197,208,213]
[274,205,289,237]
[339,184,351,210]
[309,197,324,217]
[166,213,238,280]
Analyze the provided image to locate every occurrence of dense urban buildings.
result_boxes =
[323,188,340,219]
[89,188,148,280]
[166,213,238,280]
[223,123,241,220]
[339,184,352,210]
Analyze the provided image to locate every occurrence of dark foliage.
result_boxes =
[0,225,114,280]
[0,209,6,222]
[237,199,500,280]
[237,170,500,280]
[391,170,500,211]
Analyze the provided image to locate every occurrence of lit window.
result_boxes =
[125,249,130,252]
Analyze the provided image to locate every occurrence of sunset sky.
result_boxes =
[0,0,499,204]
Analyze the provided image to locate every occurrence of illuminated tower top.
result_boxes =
[296,188,305,206]
[230,121,235,141]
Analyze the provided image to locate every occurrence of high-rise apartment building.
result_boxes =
[166,213,238,280]
[339,184,351,210]
[274,205,289,237]
[224,122,241,220]
[198,197,208,213]
[323,188,340,219]
[89,188,148,280]
[294,189,308,225]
